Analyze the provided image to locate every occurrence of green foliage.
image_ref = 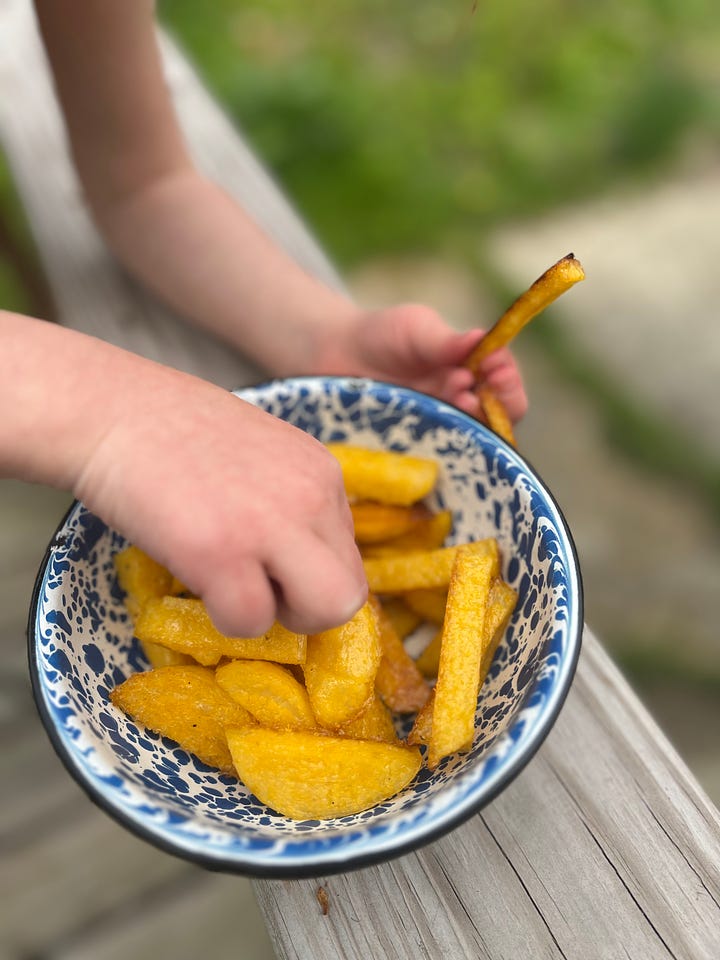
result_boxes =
[0,151,37,314]
[159,0,720,264]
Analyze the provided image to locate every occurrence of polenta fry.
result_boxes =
[477,385,516,447]
[466,253,585,372]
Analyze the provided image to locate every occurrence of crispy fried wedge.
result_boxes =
[415,628,443,679]
[304,601,382,728]
[114,545,173,619]
[110,665,254,773]
[379,597,423,641]
[371,597,431,714]
[427,549,495,769]
[326,444,438,505]
[226,728,421,820]
[363,538,499,594]
[338,693,399,743]
[134,597,306,667]
[215,660,316,731]
[350,501,430,544]
[360,510,453,558]
[403,587,447,625]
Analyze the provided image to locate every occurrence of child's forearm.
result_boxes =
[91,168,359,376]
[1,310,168,489]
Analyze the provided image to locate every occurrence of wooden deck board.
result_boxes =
[1,3,718,958]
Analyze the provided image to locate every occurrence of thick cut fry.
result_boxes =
[479,579,518,678]
[415,628,443,679]
[364,538,499,594]
[134,597,306,667]
[140,640,193,669]
[304,601,382,728]
[215,660,316,731]
[360,510,453,558]
[110,665,254,773]
[350,501,430,544]
[427,549,495,769]
[326,444,438,506]
[338,693,399,743]
[226,728,421,820]
[114,545,173,619]
[371,597,431,713]
[403,587,447,625]
[410,578,518,740]
[466,253,585,371]
[477,385,516,448]
[407,690,434,747]
[379,597,423,641]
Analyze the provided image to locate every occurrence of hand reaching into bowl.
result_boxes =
[2,313,367,639]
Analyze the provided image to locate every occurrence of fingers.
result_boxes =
[267,528,368,635]
[477,347,528,422]
[201,559,278,639]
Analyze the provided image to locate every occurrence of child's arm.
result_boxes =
[35,0,526,421]
[1,311,366,637]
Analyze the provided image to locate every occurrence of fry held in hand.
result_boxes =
[467,253,585,372]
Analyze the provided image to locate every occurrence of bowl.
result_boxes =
[28,376,583,877]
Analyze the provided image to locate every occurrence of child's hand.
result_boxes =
[75,367,367,639]
[321,304,528,423]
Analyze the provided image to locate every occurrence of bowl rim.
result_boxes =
[27,376,584,878]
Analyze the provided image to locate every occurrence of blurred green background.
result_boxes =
[1,0,718,797]
[4,0,720,309]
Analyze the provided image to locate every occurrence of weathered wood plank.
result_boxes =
[254,632,720,960]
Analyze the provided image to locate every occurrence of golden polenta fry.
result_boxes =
[403,587,447,625]
[215,660,316,731]
[304,601,382,728]
[479,579,518,679]
[326,444,438,506]
[350,501,430,544]
[415,628,443,679]
[110,665,254,774]
[428,549,495,769]
[360,510,453,558]
[338,693,399,743]
[114,545,173,619]
[225,728,421,820]
[466,253,585,371]
[379,597,423,641]
[363,538,499,594]
[409,578,518,744]
[407,689,434,747]
[477,385,516,448]
[140,640,193,669]
[371,597,431,714]
[134,597,306,667]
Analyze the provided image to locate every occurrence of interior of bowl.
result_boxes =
[29,377,582,876]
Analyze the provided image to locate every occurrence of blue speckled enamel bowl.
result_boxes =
[29,377,582,877]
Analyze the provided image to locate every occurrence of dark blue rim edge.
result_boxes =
[26,376,584,879]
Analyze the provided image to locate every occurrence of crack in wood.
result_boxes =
[480,815,570,960]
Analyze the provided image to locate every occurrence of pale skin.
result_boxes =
[1,1,527,637]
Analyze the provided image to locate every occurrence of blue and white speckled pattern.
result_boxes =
[29,377,582,875]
